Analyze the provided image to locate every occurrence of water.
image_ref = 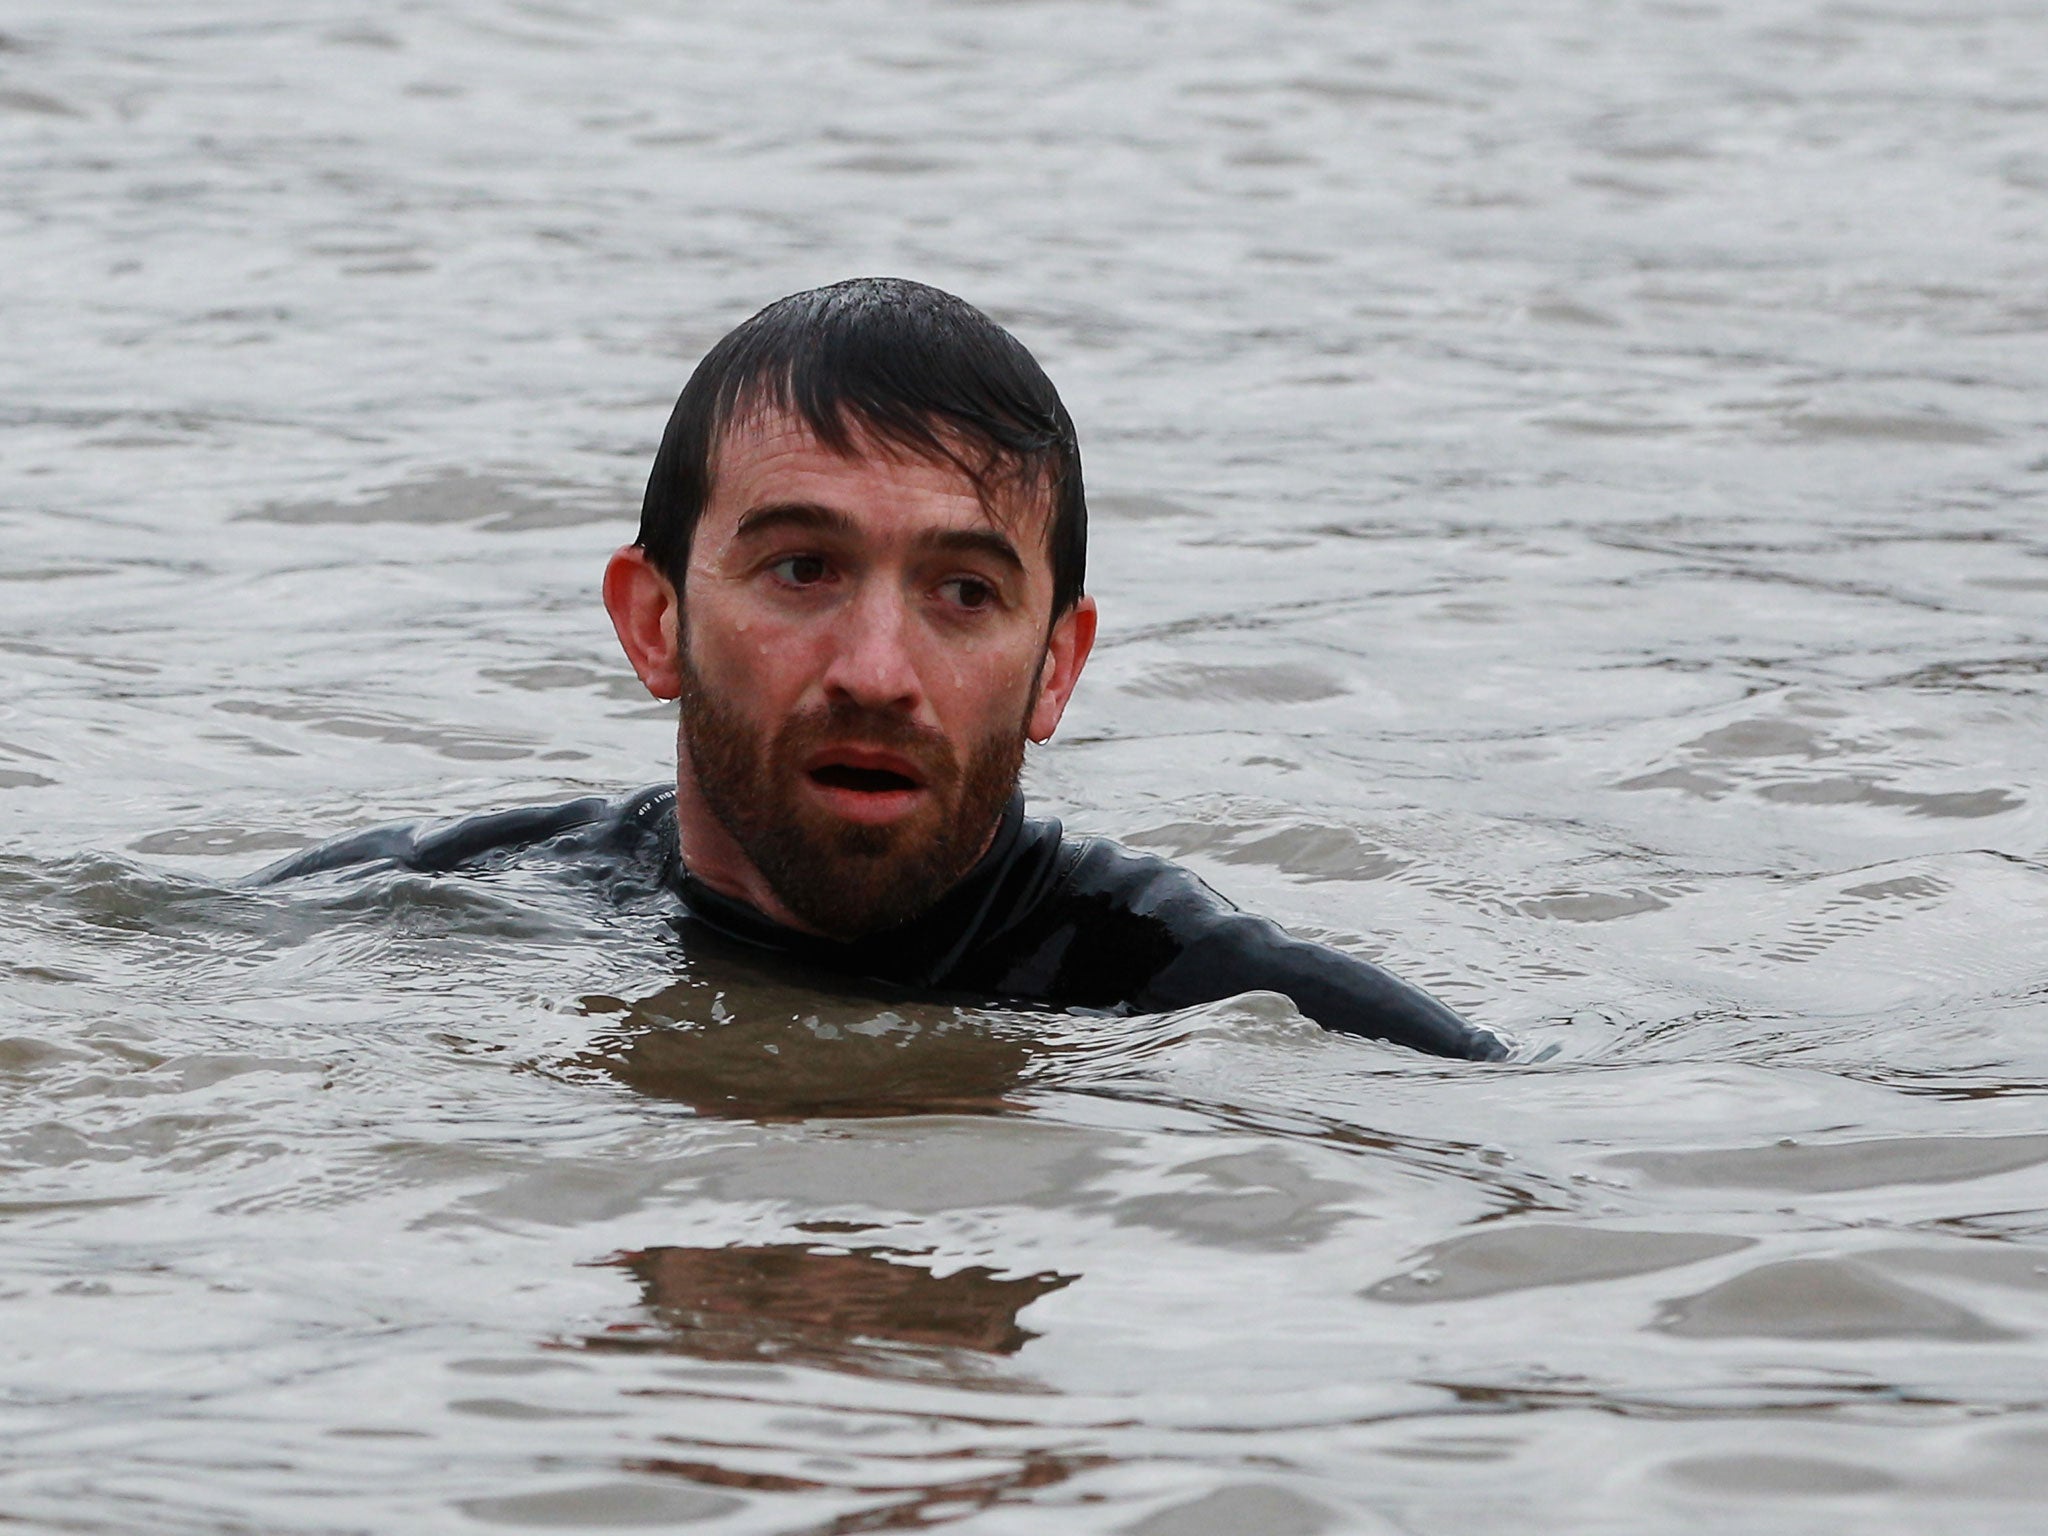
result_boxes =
[6,1,2048,1530]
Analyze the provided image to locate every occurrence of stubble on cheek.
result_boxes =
[675,644,1032,938]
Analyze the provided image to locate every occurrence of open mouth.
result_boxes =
[809,763,921,795]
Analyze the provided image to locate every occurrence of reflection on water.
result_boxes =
[9,0,2048,1529]
[589,1243,1075,1367]
[571,1249,1102,1531]
[578,977,1035,1120]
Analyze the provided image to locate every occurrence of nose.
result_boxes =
[819,581,924,716]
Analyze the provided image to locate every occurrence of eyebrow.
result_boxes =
[731,501,857,543]
[922,526,1027,577]
[732,501,1027,576]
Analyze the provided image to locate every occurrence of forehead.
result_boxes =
[706,404,1053,547]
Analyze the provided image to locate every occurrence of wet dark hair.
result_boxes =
[636,277,1087,616]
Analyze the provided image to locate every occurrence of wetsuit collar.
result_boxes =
[669,793,1030,988]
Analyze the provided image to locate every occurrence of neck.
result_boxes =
[670,739,823,933]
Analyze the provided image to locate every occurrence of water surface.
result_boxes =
[5,1,2048,1531]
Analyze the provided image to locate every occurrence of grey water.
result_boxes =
[5,1,2048,1531]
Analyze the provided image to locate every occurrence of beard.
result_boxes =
[677,648,1032,940]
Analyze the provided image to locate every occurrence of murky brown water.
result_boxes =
[6,1,2048,1531]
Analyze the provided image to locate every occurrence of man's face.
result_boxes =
[659,405,1093,938]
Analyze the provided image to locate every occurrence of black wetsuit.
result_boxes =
[257,785,1507,1061]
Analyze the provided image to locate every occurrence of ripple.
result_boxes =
[1653,1258,2017,1342]
[240,471,615,532]
[1368,1225,1751,1303]
[1664,1453,1902,1497]
[458,1481,741,1527]
[1615,1133,2048,1193]
[1122,663,1348,704]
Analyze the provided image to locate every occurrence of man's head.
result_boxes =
[634,276,1088,619]
[604,279,1097,940]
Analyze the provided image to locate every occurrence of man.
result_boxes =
[265,278,1506,1063]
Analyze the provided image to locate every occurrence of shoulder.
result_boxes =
[249,784,674,883]
[1058,832,1241,925]
[968,824,1241,1003]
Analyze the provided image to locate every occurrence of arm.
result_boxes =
[248,796,613,883]
[1140,908,1509,1061]
[1056,838,1507,1061]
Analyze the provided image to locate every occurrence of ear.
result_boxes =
[603,545,683,700]
[1028,595,1097,744]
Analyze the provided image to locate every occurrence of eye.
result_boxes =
[768,553,830,587]
[940,577,998,612]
